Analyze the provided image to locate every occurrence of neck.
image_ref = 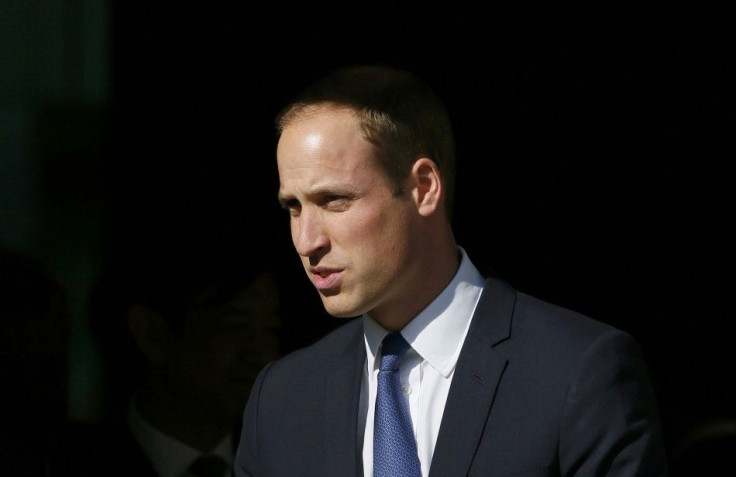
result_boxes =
[372,233,460,331]
[136,384,233,453]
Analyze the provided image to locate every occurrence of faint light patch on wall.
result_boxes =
[1,0,111,422]
[1,107,36,249]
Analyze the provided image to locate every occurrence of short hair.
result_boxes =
[276,64,457,217]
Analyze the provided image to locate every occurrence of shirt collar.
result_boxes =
[127,395,233,477]
[363,246,485,377]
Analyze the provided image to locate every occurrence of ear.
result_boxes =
[410,158,442,217]
[127,305,174,367]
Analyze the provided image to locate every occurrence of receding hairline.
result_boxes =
[277,101,361,133]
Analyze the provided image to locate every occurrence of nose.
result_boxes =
[292,208,329,258]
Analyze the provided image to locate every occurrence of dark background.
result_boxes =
[34,0,736,470]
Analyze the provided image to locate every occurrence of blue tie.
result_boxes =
[373,332,422,477]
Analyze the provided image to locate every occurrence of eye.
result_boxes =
[322,195,351,211]
[280,198,301,216]
[323,194,342,203]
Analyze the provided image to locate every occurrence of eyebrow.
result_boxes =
[278,183,356,203]
[277,188,297,206]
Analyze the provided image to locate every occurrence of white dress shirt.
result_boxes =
[127,396,234,477]
[361,247,485,476]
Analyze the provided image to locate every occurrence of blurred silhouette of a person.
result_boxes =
[52,236,282,477]
[1,246,70,476]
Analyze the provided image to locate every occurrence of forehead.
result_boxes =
[279,104,361,147]
[276,105,385,193]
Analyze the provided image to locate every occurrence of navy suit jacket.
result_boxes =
[236,278,667,476]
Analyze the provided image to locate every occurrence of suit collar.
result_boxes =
[322,320,366,475]
[363,246,486,377]
[429,277,516,476]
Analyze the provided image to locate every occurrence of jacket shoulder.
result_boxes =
[261,317,363,380]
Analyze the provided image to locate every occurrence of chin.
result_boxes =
[321,297,363,319]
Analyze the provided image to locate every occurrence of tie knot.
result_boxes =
[379,332,410,371]
[189,454,230,477]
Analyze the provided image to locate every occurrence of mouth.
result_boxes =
[310,267,344,291]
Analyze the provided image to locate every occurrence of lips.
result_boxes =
[310,267,343,291]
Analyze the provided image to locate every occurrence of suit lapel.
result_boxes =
[429,278,516,476]
[321,320,366,475]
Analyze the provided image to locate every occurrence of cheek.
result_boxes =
[349,212,411,274]
[346,204,401,240]
[289,218,299,246]
[372,204,412,244]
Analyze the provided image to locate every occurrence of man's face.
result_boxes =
[165,272,281,423]
[277,105,421,322]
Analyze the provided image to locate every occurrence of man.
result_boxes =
[235,64,667,476]
[54,240,282,477]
